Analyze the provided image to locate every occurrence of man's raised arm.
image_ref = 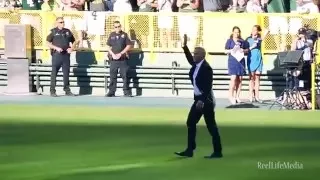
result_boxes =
[181,34,194,66]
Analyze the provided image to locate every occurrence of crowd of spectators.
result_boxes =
[0,0,319,13]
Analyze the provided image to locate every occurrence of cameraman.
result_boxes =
[291,27,314,90]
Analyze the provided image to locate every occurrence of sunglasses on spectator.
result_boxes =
[114,25,121,28]
[58,21,65,24]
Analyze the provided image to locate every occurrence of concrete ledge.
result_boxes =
[38,86,278,100]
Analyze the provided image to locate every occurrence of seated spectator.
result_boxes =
[260,0,268,12]
[89,0,108,11]
[229,0,247,12]
[202,0,230,12]
[295,0,319,13]
[0,0,5,8]
[138,0,157,12]
[104,0,116,11]
[0,0,20,10]
[315,0,320,9]
[42,0,61,11]
[41,0,52,11]
[61,0,85,10]
[176,0,200,12]
[53,0,64,10]
[114,0,132,12]
[246,0,264,12]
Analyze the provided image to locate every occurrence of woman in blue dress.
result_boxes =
[225,26,248,104]
[246,25,269,102]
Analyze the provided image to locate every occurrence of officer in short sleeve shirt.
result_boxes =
[46,17,75,97]
[105,21,133,97]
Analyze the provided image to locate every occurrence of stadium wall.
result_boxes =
[0,11,319,101]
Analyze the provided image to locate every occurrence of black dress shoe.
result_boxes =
[204,152,223,159]
[174,150,193,158]
[50,92,58,97]
[105,93,115,97]
[65,91,75,96]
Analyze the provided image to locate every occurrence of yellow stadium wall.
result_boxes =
[1,11,319,63]
[1,11,319,108]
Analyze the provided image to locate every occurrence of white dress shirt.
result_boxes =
[193,60,204,96]
[192,60,216,106]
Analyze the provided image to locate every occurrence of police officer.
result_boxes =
[106,21,133,97]
[46,17,75,97]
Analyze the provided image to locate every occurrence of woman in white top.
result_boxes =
[246,0,264,12]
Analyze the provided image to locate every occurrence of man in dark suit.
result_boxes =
[175,35,223,159]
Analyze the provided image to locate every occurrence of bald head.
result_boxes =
[193,47,206,63]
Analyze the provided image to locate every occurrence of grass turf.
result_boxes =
[0,105,320,180]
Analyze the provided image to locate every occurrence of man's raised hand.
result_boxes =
[182,34,187,47]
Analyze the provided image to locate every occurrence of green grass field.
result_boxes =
[1,105,320,180]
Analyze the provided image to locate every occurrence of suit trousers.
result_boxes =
[186,100,222,153]
[108,60,130,95]
[50,53,71,93]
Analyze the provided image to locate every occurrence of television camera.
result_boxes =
[269,25,319,110]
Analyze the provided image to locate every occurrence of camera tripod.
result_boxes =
[269,69,309,110]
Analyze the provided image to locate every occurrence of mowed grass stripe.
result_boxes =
[0,105,320,128]
[0,105,319,180]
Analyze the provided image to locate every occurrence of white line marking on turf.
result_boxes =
[65,162,151,174]
[2,162,153,179]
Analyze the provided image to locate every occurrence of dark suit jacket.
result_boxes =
[182,45,214,103]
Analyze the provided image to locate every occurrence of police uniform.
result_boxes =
[106,31,132,96]
[46,27,75,96]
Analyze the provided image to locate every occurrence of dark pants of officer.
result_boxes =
[108,60,130,95]
[50,53,71,93]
